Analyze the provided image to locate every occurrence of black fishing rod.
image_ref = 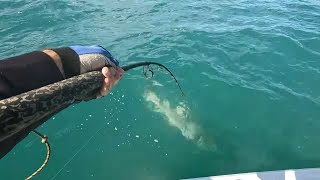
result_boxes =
[120,62,184,96]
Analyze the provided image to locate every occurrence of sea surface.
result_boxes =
[0,0,320,179]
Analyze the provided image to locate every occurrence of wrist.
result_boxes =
[50,47,81,78]
[42,49,66,78]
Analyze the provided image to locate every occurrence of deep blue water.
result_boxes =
[0,0,320,179]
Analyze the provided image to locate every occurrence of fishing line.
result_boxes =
[50,113,116,180]
[25,130,50,180]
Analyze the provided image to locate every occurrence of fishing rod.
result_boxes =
[117,61,184,96]
[0,61,184,179]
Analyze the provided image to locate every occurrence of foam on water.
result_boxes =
[144,90,216,151]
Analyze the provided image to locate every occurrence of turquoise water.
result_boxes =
[1,0,320,179]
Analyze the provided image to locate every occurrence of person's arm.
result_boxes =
[0,46,123,100]
[42,49,66,78]
[0,45,123,159]
[0,50,66,99]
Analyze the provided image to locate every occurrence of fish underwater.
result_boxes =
[144,90,216,151]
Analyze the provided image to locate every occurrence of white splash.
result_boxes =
[144,90,216,151]
[152,80,164,87]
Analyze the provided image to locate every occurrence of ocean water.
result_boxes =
[0,0,320,179]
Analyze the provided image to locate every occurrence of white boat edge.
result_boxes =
[183,168,320,180]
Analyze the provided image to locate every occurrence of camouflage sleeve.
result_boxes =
[0,71,103,159]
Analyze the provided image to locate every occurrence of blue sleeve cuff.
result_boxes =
[69,45,119,66]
